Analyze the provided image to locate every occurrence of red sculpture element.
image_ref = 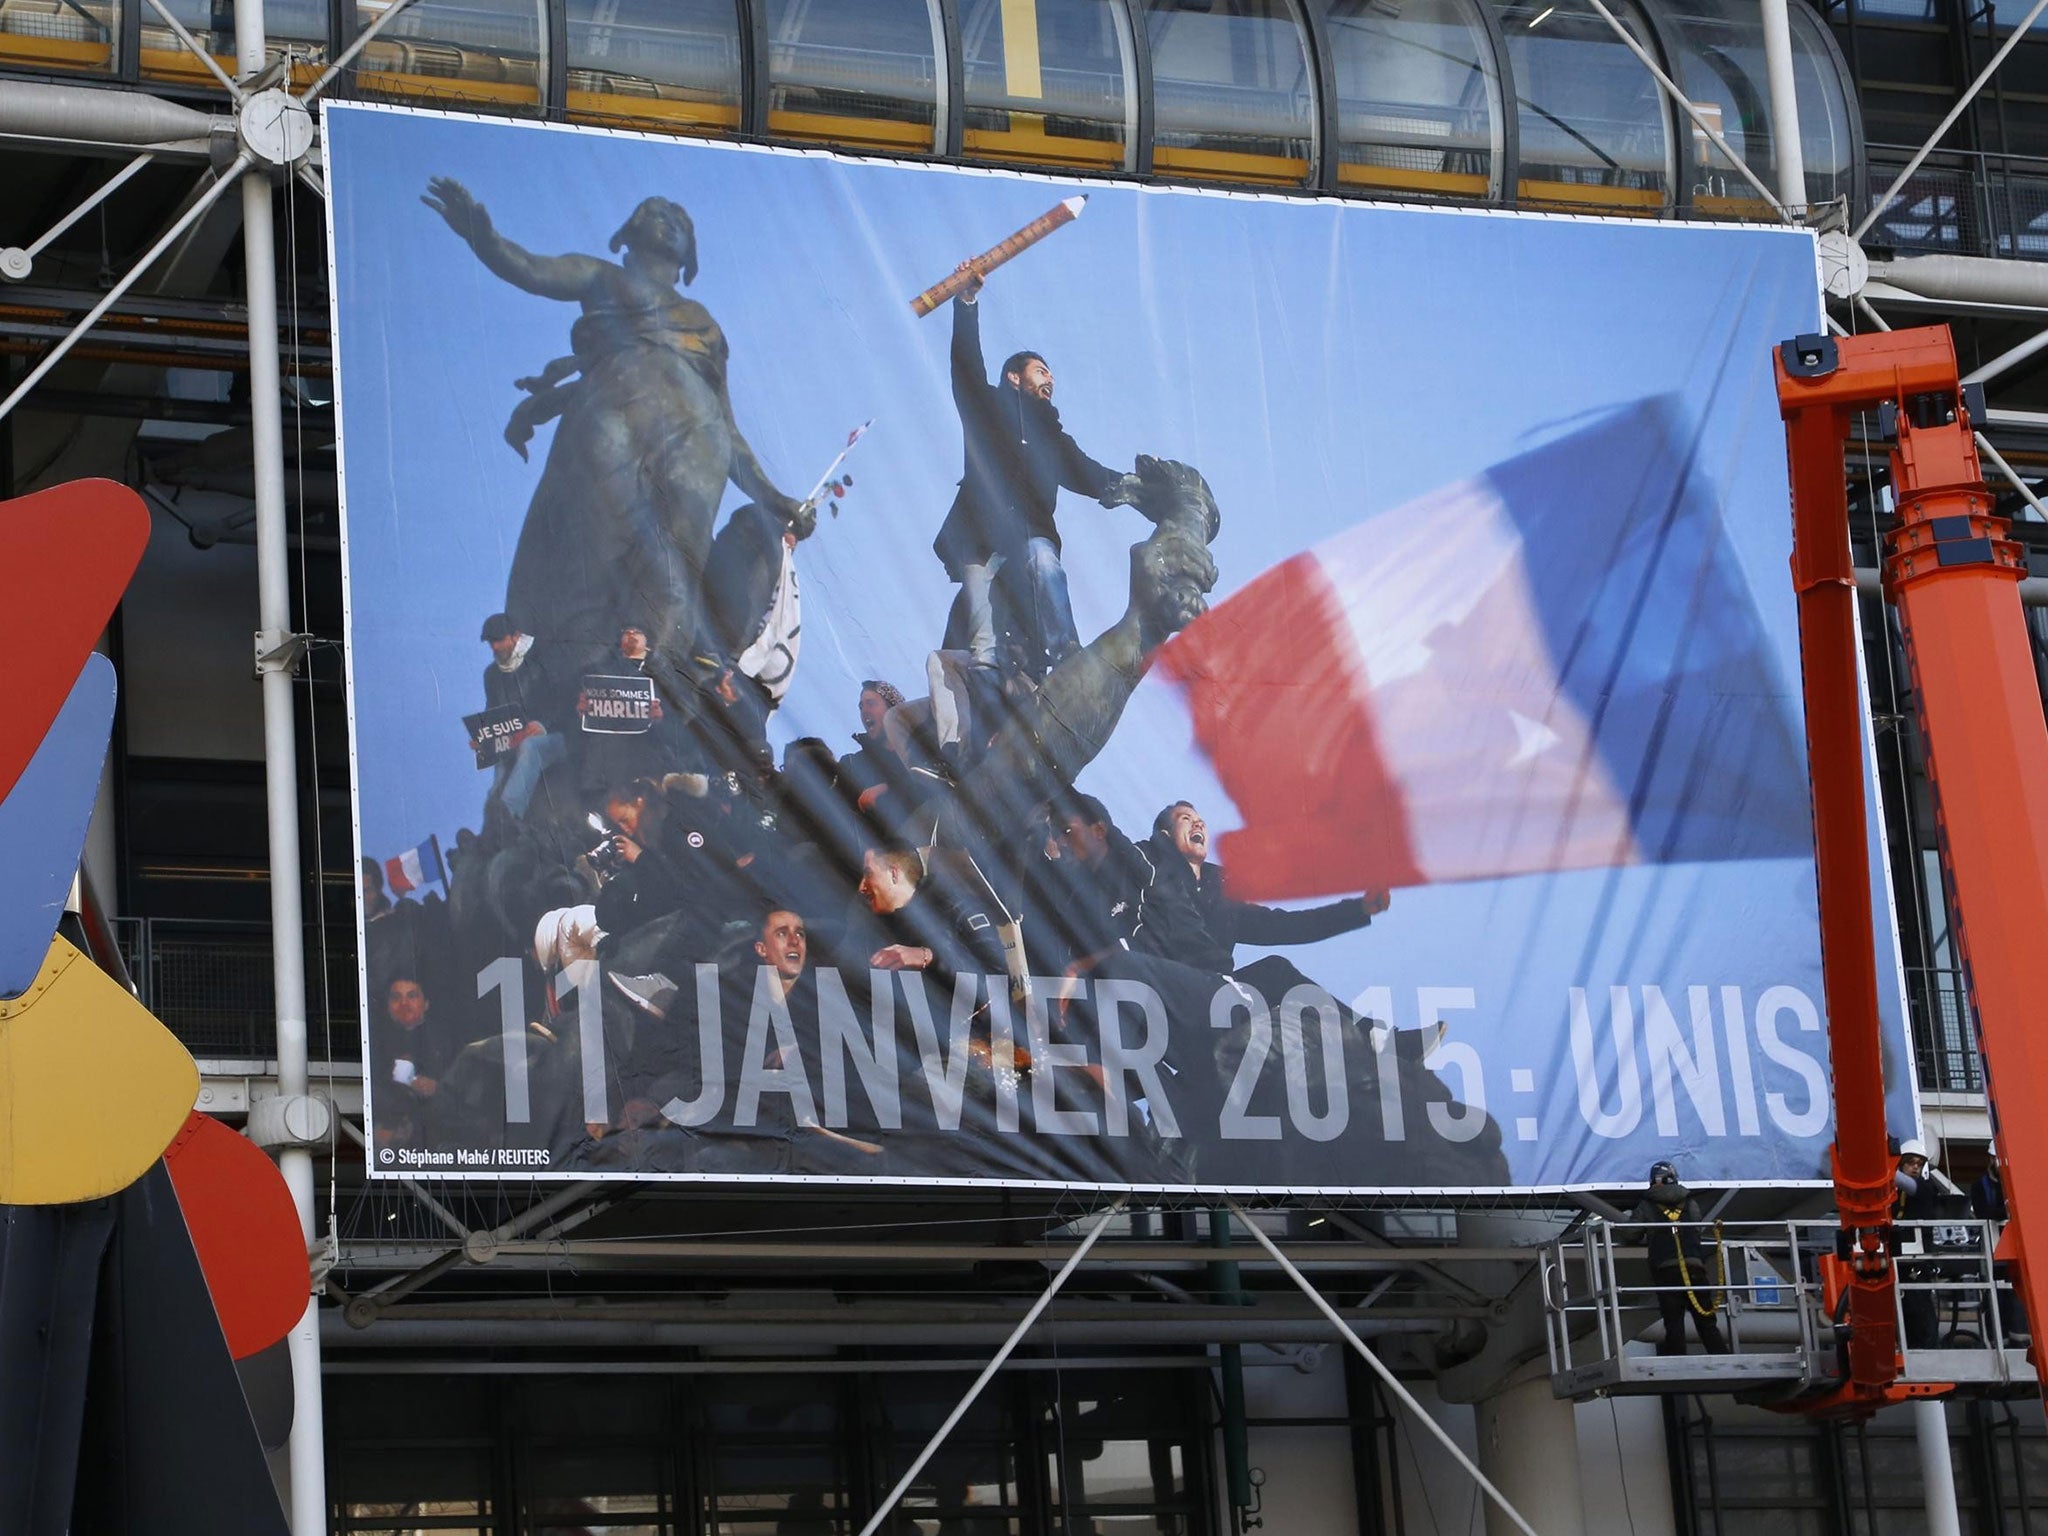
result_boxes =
[0,479,149,803]
[163,1113,311,1360]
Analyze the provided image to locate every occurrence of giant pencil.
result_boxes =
[909,195,1088,317]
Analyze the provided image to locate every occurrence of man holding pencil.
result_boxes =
[930,261,1141,681]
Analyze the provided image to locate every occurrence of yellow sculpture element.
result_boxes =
[0,935,197,1204]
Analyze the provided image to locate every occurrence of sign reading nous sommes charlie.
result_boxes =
[326,102,1916,1191]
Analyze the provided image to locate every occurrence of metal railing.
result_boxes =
[1543,1217,2032,1391]
[1867,143,2048,260]
[1907,963,1985,1095]
[111,915,361,1063]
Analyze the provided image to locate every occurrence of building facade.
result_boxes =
[6,0,2048,1530]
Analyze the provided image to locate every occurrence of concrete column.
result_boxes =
[1474,1373,1586,1536]
[1452,1211,1583,1536]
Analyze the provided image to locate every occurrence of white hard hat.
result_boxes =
[1899,1138,1930,1160]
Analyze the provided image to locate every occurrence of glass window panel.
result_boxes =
[1662,0,1776,217]
[765,0,941,152]
[138,0,328,86]
[1787,3,1856,214]
[1325,0,1502,201]
[0,0,117,73]
[337,1441,495,1510]
[1493,0,1672,211]
[521,1442,666,1511]
[348,0,546,113]
[961,0,1136,168]
[566,0,741,133]
[1067,1437,1179,1505]
[1145,0,1315,184]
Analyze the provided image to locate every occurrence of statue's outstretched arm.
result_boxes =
[722,405,803,524]
[422,176,609,303]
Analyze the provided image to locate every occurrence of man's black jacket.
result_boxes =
[1025,826,1199,976]
[931,297,1120,579]
[1629,1182,1712,1272]
[481,638,574,734]
[594,792,749,952]
[1141,832,1370,974]
[873,878,1008,985]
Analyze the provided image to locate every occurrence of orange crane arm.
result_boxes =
[1776,327,2047,1407]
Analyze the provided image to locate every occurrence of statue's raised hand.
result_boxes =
[1130,521,1219,648]
[1117,457,1221,650]
[422,176,492,246]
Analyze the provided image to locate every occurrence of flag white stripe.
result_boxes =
[1312,478,1641,882]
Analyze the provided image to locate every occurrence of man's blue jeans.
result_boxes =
[961,536,1080,674]
[494,729,569,818]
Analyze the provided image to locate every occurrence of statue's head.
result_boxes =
[610,197,698,285]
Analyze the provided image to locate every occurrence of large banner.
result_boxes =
[327,103,1917,1190]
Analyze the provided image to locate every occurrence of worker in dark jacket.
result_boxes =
[931,264,1140,678]
[1630,1161,1731,1355]
[1145,800,1386,973]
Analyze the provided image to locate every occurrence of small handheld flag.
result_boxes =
[384,834,446,897]
[800,421,873,520]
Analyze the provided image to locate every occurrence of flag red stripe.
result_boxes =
[1156,551,1422,902]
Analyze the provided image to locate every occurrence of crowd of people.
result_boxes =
[361,643,1427,1184]
[359,243,1505,1186]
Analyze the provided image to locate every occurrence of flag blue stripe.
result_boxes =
[1484,398,1813,865]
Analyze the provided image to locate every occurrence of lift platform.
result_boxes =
[1542,1217,2036,1402]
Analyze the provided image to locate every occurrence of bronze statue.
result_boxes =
[968,452,1221,802]
[421,178,801,683]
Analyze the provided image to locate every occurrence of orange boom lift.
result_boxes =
[1776,326,2048,1408]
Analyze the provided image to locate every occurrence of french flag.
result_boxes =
[384,834,445,897]
[1156,398,1811,903]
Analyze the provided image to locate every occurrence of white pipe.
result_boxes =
[236,0,325,1526]
[1758,0,1807,210]
[855,1198,1127,1536]
[1868,254,2048,308]
[22,153,155,261]
[1854,0,2048,242]
[0,79,216,147]
[1965,327,2048,385]
[1974,432,2048,521]
[1226,1199,1543,1536]
[0,161,246,425]
[1913,1399,1963,1536]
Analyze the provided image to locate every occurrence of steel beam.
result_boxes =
[1227,1199,1544,1536]
[0,162,248,427]
[1855,0,2048,244]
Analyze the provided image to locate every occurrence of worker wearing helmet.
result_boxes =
[1894,1137,1945,1348]
[1630,1160,1731,1356]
